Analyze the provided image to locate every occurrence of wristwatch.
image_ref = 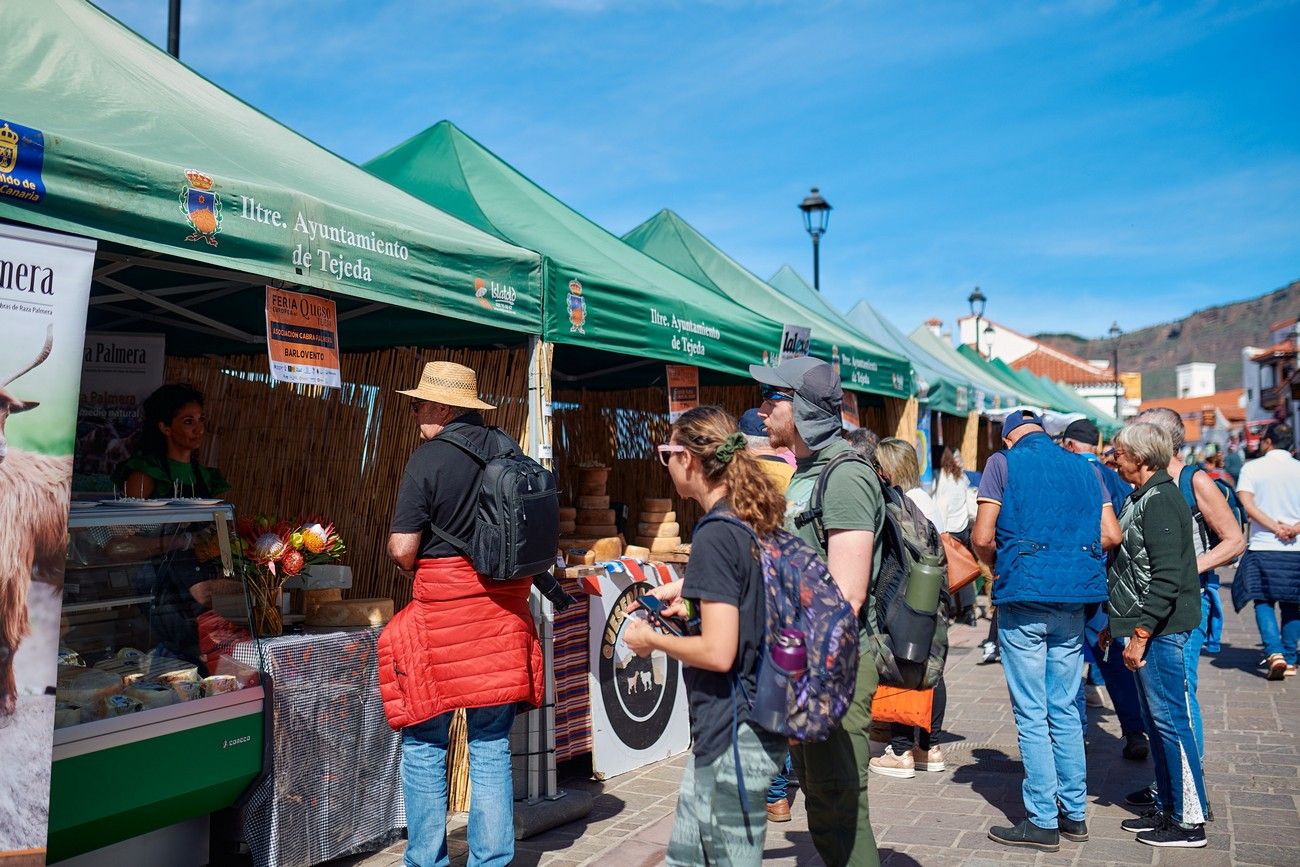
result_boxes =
[1133,626,1152,640]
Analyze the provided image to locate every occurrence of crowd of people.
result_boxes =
[372,357,1300,867]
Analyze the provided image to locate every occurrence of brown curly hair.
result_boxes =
[672,405,786,536]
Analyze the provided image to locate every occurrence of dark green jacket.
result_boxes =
[1107,469,1201,638]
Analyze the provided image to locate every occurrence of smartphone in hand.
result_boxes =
[637,595,684,637]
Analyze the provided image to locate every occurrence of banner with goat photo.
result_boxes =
[0,223,94,863]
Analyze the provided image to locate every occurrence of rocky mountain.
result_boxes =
[1036,280,1300,399]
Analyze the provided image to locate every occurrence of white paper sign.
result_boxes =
[779,323,812,362]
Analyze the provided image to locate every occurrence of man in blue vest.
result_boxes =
[972,410,1121,852]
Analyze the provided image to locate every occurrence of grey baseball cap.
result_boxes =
[749,357,843,413]
[750,357,843,451]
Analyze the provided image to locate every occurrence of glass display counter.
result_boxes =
[47,502,266,864]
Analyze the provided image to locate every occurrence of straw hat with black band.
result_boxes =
[397,361,496,410]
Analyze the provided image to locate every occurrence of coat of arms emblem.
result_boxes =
[0,123,18,174]
[179,169,221,246]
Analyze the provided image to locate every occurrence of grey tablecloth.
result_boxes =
[234,629,404,867]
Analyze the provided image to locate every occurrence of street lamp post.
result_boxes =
[167,0,182,58]
[1109,321,1123,419]
[798,187,832,291]
[968,287,987,355]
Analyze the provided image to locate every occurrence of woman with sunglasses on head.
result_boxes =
[623,405,787,866]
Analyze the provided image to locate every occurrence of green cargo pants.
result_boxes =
[790,633,880,867]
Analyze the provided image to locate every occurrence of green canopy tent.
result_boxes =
[621,210,913,400]
[967,350,1074,413]
[1033,374,1123,437]
[907,325,1023,410]
[766,265,971,414]
[366,122,787,385]
[0,0,544,351]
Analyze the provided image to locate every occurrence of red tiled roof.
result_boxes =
[1137,388,1246,428]
[1250,339,1296,362]
[1011,348,1114,385]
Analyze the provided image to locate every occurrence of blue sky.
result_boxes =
[99,0,1299,340]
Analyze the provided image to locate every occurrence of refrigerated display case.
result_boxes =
[48,502,266,864]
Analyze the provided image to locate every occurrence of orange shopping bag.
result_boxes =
[871,685,935,730]
[941,532,981,594]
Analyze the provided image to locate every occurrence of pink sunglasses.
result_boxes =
[657,444,686,466]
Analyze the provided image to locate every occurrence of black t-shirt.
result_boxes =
[681,500,767,765]
[390,413,491,559]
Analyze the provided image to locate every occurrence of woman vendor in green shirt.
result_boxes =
[108,384,236,670]
[112,383,231,499]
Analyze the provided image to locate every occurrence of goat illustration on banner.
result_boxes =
[0,224,95,860]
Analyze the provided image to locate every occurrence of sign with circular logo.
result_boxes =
[587,567,690,778]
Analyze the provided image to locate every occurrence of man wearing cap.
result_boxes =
[1060,419,1149,762]
[972,410,1121,852]
[755,357,882,867]
[380,361,543,867]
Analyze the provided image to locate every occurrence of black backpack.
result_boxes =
[428,424,560,581]
[799,450,950,690]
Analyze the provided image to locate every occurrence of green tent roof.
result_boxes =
[970,351,1072,412]
[764,266,964,410]
[907,326,1023,410]
[622,211,913,399]
[366,122,786,380]
[1033,373,1123,436]
[0,0,542,337]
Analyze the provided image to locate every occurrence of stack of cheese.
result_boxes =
[559,465,622,566]
[634,497,680,555]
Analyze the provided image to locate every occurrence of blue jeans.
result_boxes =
[1254,601,1300,665]
[767,753,792,805]
[998,602,1087,829]
[1132,632,1208,827]
[402,704,516,867]
[1078,604,1145,738]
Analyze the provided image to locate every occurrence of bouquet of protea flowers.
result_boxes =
[235,515,346,634]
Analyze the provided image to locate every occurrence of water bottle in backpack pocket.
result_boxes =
[750,628,808,736]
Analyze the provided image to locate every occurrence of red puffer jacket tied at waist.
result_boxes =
[378,555,543,730]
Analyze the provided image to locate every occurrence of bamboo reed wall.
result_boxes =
[551,385,758,538]
[166,345,531,608]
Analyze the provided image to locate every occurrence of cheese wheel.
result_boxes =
[590,537,623,561]
[574,524,618,537]
[636,536,683,553]
[575,495,610,510]
[58,665,123,708]
[54,702,84,729]
[97,693,144,719]
[637,521,680,538]
[306,597,395,628]
[578,481,607,496]
[202,675,239,696]
[565,548,591,567]
[146,659,200,685]
[304,588,344,619]
[576,509,615,525]
[94,657,140,678]
[623,545,651,560]
[126,683,179,709]
[558,521,576,535]
[639,510,676,525]
[641,498,673,512]
[558,506,578,521]
[168,680,203,701]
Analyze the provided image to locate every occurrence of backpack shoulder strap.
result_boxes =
[423,424,500,554]
[1178,465,1201,513]
[794,449,872,550]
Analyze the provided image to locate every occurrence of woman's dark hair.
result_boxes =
[940,446,964,480]
[672,405,786,536]
[138,383,205,459]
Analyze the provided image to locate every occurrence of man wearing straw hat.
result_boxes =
[379,361,544,867]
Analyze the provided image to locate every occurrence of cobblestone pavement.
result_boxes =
[339,570,1299,866]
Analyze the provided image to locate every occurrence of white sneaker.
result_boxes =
[869,745,916,779]
[912,745,945,772]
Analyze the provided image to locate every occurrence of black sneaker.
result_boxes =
[1125,785,1156,807]
[979,641,1001,665]
[1121,809,1164,833]
[1123,733,1150,761]
[988,819,1060,852]
[1056,810,1088,842]
[1136,823,1207,848]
